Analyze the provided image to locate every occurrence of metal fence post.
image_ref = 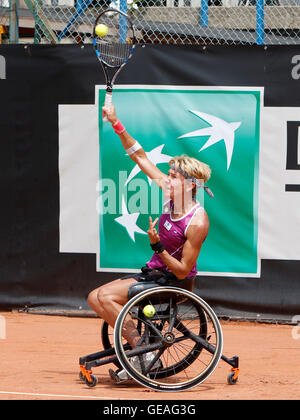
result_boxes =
[200,0,209,27]
[9,0,19,43]
[120,0,128,43]
[256,0,265,45]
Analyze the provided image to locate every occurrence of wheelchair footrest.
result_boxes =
[79,346,117,366]
[85,354,120,371]
[85,342,163,371]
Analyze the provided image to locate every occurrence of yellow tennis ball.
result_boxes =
[143,305,156,318]
[95,24,108,37]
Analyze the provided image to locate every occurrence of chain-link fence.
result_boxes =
[1,0,300,45]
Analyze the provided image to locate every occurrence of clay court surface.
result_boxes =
[0,311,299,401]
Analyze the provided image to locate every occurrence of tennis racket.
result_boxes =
[93,9,136,121]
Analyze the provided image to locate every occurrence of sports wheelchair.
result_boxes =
[79,278,239,392]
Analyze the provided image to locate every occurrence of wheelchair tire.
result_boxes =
[114,286,223,392]
[85,374,98,388]
[101,320,122,369]
[101,320,111,350]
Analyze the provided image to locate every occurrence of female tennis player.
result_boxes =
[88,104,212,382]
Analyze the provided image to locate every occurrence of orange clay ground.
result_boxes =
[0,311,299,400]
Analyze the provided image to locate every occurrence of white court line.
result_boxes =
[0,391,140,400]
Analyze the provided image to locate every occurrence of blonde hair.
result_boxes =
[169,155,211,184]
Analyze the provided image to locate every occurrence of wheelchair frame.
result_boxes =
[79,286,239,391]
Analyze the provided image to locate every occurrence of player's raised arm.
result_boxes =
[103,105,168,190]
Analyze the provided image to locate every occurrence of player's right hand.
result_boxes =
[102,104,118,124]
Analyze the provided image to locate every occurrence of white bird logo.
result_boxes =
[178,110,241,170]
[125,144,172,186]
[115,145,171,242]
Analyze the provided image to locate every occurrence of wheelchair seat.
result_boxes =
[128,277,194,301]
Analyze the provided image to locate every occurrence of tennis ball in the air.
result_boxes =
[95,24,108,37]
[143,305,156,318]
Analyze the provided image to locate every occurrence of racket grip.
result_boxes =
[103,92,113,122]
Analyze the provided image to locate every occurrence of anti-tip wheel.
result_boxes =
[227,370,239,385]
[85,374,98,387]
[79,371,86,382]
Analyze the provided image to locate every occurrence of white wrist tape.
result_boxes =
[126,141,142,156]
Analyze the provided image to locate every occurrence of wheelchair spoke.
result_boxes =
[168,304,178,333]
[144,347,165,374]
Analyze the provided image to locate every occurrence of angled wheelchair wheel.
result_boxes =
[101,320,133,370]
[101,320,113,350]
[114,286,223,392]
[101,321,122,370]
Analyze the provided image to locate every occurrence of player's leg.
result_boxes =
[87,277,141,348]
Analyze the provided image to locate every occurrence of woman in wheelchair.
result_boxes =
[87,104,212,383]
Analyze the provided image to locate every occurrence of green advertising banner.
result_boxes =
[97,86,261,276]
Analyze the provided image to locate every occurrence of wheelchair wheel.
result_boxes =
[101,320,113,350]
[101,320,132,370]
[101,321,122,369]
[114,286,223,392]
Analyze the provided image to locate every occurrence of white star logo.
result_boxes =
[125,144,172,186]
[114,196,146,242]
[178,110,241,170]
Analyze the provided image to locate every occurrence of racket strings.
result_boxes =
[96,41,133,66]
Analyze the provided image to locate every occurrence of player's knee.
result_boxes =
[87,289,98,309]
[96,287,113,308]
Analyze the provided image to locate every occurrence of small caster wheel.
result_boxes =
[227,370,239,385]
[85,374,98,388]
[79,371,86,382]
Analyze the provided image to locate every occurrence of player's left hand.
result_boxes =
[147,216,160,244]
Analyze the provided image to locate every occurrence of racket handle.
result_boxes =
[103,91,113,122]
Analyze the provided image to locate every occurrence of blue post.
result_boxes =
[200,0,208,27]
[58,0,92,41]
[256,0,265,45]
[119,0,128,43]
[77,0,83,12]
[9,0,19,43]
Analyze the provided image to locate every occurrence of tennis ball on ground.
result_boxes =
[95,24,108,37]
[143,305,156,318]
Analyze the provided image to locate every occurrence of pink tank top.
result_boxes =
[147,200,202,278]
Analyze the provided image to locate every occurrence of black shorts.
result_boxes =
[120,266,195,292]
